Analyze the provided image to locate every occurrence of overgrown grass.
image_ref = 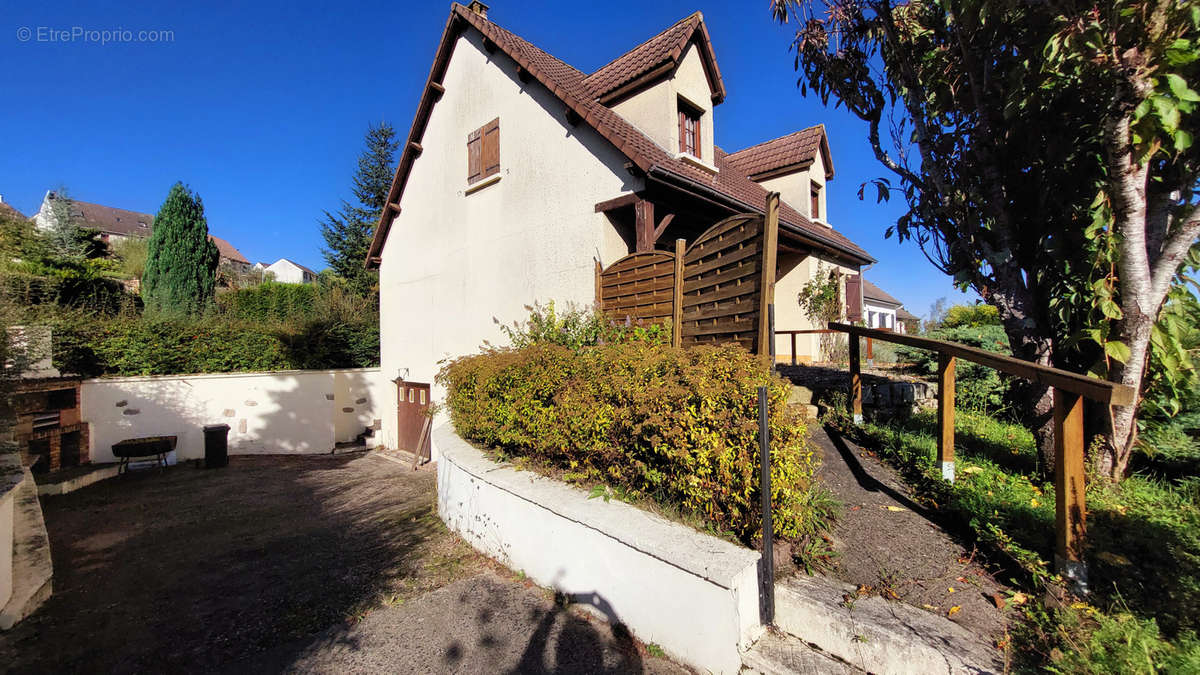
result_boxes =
[825,401,1200,672]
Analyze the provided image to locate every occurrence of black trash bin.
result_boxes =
[203,424,230,468]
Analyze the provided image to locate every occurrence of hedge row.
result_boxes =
[47,315,379,376]
[439,341,821,543]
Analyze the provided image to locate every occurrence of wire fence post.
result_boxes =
[758,385,775,625]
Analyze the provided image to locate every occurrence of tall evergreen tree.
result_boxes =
[142,183,219,315]
[320,122,399,295]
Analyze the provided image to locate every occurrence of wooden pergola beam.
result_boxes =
[635,199,655,252]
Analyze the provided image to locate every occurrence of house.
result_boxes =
[0,195,26,221]
[31,191,251,273]
[861,279,914,333]
[366,2,874,452]
[261,258,317,284]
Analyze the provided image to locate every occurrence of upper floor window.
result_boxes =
[467,118,500,184]
[810,181,822,220]
[678,99,702,158]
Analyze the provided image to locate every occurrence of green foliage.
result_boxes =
[796,265,846,361]
[142,183,219,315]
[439,340,826,544]
[942,303,1000,329]
[826,401,1200,671]
[111,238,148,280]
[320,122,398,296]
[216,282,317,321]
[898,324,1014,412]
[498,301,670,351]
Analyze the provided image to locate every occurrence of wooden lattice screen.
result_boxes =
[679,214,764,351]
[595,195,780,354]
[594,251,678,328]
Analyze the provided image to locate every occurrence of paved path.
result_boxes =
[0,451,681,673]
[244,572,687,674]
[812,426,1011,647]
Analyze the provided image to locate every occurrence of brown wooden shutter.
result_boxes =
[845,273,863,322]
[467,127,482,184]
[811,185,820,219]
[693,113,701,159]
[481,117,500,179]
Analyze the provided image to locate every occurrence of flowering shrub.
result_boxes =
[439,340,825,543]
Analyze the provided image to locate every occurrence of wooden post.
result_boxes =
[634,199,655,253]
[594,259,603,309]
[758,386,775,624]
[937,353,956,482]
[1054,388,1088,593]
[672,238,685,349]
[790,332,797,366]
[757,193,780,358]
[848,334,862,423]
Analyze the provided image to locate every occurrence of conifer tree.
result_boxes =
[320,122,398,295]
[142,183,219,315]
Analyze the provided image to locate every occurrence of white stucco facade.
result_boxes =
[376,29,642,452]
[773,254,859,363]
[758,149,829,225]
[81,368,389,464]
[864,300,899,331]
[609,43,716,166]
[263,258,317,284]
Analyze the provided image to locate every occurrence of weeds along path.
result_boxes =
[810,425,1012,648]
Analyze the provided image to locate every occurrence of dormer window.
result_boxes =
[678,98,702,159]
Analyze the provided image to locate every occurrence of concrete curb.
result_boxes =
[1,468,53,630]
[774,575,1001,674]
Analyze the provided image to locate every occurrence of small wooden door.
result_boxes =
[397,382,431,453]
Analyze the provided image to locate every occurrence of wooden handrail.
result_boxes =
[824,320,1134,590]
[828,322,1135,406]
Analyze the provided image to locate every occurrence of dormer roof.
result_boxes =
[725,125,834,180]
[582,12,726,105]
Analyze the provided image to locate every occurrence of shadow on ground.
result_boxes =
[0,451,483,672]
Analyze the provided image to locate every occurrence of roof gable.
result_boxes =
[725,125,834,180]
[209,235,249,264]
[366,4,872,267]
[581,12,726,105]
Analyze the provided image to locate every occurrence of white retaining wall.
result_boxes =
[435,425,763,674]
[82,368,390,463]
[0,450,24,613]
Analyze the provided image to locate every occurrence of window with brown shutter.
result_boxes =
[467,118,500,185]
[678,99,701,158]
[810,181,821,220]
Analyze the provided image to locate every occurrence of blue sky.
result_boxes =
[1,0,974,318]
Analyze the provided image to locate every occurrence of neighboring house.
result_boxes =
[0,195,26,220]
[365,3,874,452]
[262,258,317,284]
[861,279,913,333]
[896,307,921,333]
[31,191,251,273]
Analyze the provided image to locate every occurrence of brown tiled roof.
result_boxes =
[367,4,872,266]
[209,235,249,264]
[725,125,833,179]
[896,307,920,321]
[0,201,25,220]
[862,279,903,307]
[70,200,154,237]
[582,12,725,104]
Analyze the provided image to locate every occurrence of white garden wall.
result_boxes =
[82,368,390,464]
[436,424,763,674]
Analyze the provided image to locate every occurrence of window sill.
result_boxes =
[674,152,718,174]
[465,173,501,195]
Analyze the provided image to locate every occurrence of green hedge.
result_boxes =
[215,282,318,321]
[48,315,378,376]
[439,341,823,543]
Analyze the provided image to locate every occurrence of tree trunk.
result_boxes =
[987,286,1057,474]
